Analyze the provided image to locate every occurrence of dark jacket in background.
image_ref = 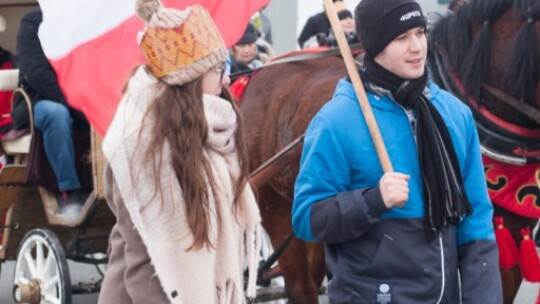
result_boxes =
[297,12,331,48]
[12,8,69,130]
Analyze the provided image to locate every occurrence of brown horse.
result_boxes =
[241,55,346,303]
[241,0,540,303]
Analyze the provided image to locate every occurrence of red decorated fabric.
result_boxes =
[483,155,540,219]
[230,76,250,101]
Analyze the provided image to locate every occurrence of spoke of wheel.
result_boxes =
[42,274,59,292]
[36,241,44,278]
[24,251,37,278]
[17,276,30,285]
[41,251,54,279]
[43,294,61,304]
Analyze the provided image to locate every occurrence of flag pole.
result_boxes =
[324,0,405,206]
[323,0,394,174]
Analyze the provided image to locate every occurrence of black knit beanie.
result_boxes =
[355,0,426,57]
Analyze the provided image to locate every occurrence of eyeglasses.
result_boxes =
[211,64,226,81]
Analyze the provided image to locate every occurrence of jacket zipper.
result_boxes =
[387,95,446,302]
[435,234,445,304]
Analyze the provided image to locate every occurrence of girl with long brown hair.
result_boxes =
[98,1,261,303]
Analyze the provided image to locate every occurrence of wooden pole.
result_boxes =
[324,0,405,207]
[323,0,394,173]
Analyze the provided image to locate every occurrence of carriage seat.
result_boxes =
[2,128,31,154]
[0,69,32,155]
[0,69,18,91]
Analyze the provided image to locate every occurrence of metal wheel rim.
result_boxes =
[14,230,70,304]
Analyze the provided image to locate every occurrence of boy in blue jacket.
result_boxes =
[292,0,502,303]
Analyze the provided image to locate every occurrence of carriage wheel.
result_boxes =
[13,229,71,304]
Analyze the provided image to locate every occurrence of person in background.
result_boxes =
[298,0,345,49]
[292,0,502,303]
[324,6,359,48]
[251,5,273,45]
[13,7,88,212]
[229,23,273,74]
[98,1,261,303]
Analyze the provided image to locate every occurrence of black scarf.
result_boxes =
[363,55,472,236]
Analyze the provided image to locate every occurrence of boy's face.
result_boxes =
[232,43,257,64]
[340,17,355,34]
[374,26,427,80]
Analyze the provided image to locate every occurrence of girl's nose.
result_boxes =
[221,74,231,87]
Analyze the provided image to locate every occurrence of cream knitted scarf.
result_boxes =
[103,67,262,304]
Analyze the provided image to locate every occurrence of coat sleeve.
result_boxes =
[297,16,316,48]
[17,10,67,106]
[456,111,502,303]
[292,114,387,243]
[99,166,171,304]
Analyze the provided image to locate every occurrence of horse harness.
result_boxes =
[430,49,540,165]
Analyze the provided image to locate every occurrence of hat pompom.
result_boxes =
[136,0,161,22]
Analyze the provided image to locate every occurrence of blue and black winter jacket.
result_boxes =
[292,79,502,304]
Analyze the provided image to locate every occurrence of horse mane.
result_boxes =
[431,0,540,109]
[505,0,540,106]
[461,0,513,101]
[431,4,471,74]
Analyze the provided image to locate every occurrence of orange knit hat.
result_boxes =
[136,0,227,85]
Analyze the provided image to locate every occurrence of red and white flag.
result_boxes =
[37,0,269,136]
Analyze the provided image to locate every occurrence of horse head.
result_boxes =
[432,0,540,127]
[430,0,540,164]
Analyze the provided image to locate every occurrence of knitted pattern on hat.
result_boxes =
[136,0,227,86]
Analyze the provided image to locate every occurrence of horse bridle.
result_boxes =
[482,83,540,124]
[431,49,540,165]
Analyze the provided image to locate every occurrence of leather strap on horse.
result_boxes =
[249,135,304,189]
[432,50,540,125]
[264,43,363,67]
[431,49,540,164]
[257,232,294,286]
[229,43,363,81]
[483,83,540,125]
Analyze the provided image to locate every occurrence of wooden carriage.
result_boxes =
[0,69,115,304]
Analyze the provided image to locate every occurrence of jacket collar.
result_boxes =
[333,78,441,112]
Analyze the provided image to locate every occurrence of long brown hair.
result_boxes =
[138,73,250,250]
